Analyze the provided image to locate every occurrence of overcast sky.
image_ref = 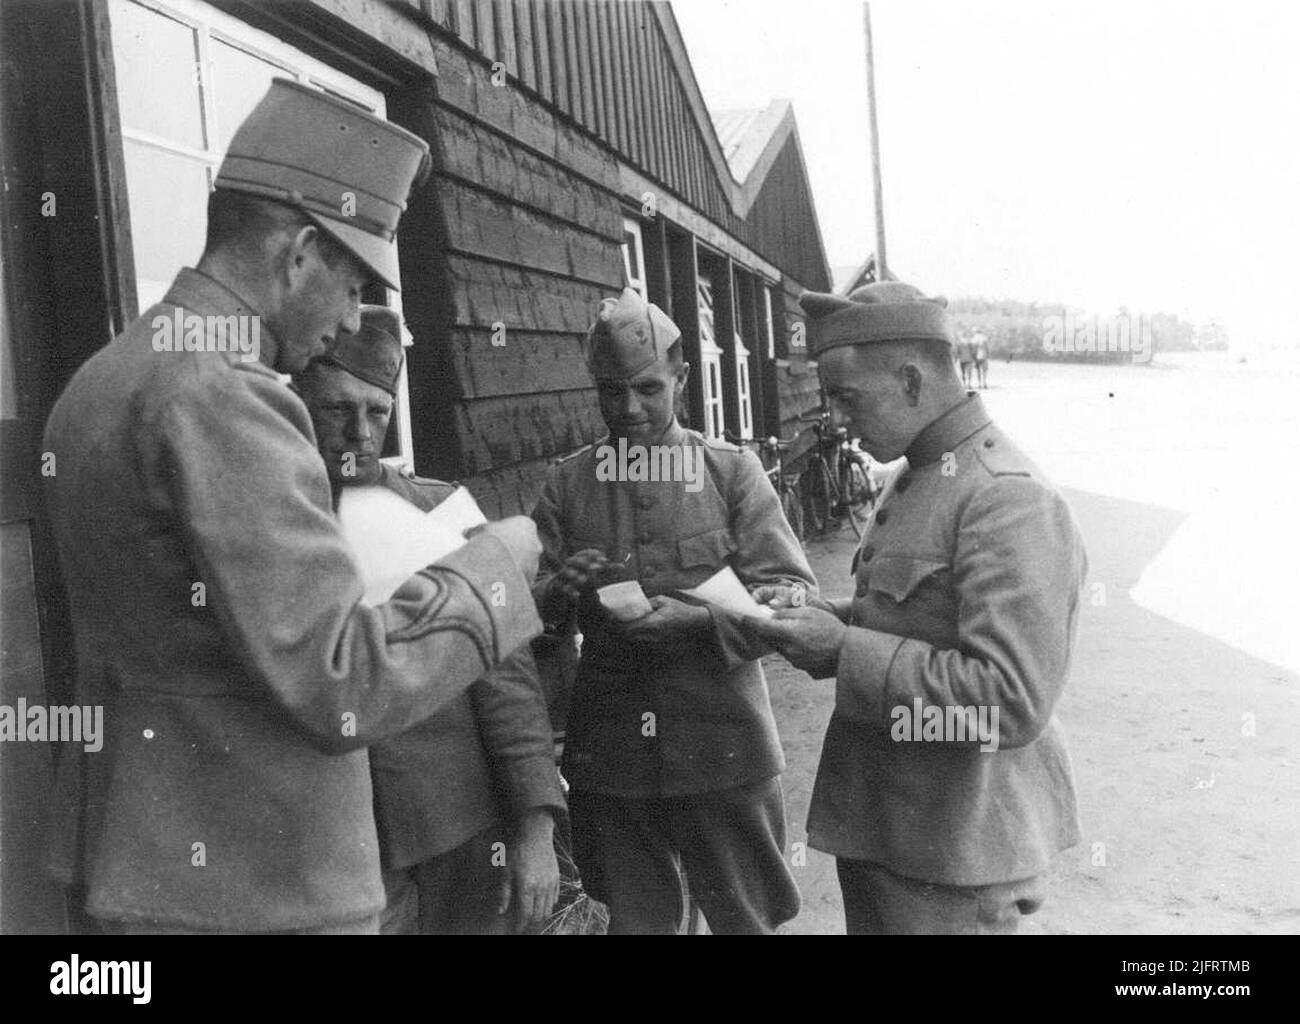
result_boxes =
[673,0,1300,347]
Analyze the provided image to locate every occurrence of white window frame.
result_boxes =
[696,275,725,440]
[734,332,752,439]
[621,217,648,300]
[108,0,416,469]
[762,284,775,360]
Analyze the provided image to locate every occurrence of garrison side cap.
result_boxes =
[311,304,404,396]
[213,78,431,291]
[799,281,951,357]
[586,287,683,380]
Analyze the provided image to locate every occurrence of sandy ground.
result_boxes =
[769,352,1300,935]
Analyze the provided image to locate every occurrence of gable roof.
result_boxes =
[416,0,832,291]
[835,254,898,294]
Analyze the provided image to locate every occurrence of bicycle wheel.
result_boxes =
[780,480,805,543]
[839,460,873,537]
[802,458,835,536]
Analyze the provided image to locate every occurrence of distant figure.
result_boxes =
[974,331,990,389]
[956,332,975,388]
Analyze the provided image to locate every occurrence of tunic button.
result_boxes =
[639,532,652,544]
[984,438,995,448]
[861,545,875,561]
[875,510,888,525]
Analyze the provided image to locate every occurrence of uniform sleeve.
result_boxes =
[834,475,1086,748]
[529,468,572,627]
[708,449,820,669]
[155,368,542,754]
[470,646,566,818]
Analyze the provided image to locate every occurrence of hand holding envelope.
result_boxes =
[338,484,497,604]
[680,566,774,620]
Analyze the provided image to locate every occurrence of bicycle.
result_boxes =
[798,411,877,539]
[725,430,805,543]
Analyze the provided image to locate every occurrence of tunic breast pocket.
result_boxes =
[676,526,736,580]
[860,555,956,641]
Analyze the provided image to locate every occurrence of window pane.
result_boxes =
[209,38,296,154]
[623,228,640,274]
[110,0,207,149]
[122,141,211,307]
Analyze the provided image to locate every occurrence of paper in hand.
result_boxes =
[681,566,775,619]
[337,484,487,604]
[425,485,488,534]
[597,580,655,622]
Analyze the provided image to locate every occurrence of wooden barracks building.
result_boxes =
[0,0,832,930]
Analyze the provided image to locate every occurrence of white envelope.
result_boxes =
[426,485,488,534]
[597,580,655,621]
[337,485,486,604]
[681,566,774,619]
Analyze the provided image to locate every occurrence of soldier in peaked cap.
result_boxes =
[743,281,1087,934]
[293,307,565,934]
[42,80,544,934]
[530,287,817,934]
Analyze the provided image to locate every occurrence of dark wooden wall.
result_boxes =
[393,34,624,517]
[388,1,833,513]
[404,0,831,294]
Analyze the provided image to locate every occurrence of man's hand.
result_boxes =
[496,809,559,933]
[741,606,848,678]
[750,583,837,615]
[472,517,543,581]
[548,548,612,603]
[621,594,711,641]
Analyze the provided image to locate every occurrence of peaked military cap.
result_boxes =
[799,281,951,357]
[587,287,682,379]
[214,78,431,291]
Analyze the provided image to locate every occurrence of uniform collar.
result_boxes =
[905,393,992,468]
[161,267,281,367]
[598,419,690,448]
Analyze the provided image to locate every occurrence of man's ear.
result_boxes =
[900,362,923,405]
[676,360,691,389]
[281,223,321,287]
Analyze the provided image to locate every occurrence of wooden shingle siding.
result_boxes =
[454,390,605,481]
[387,29,628,509]
[443,255,612,336]
[423,0,452,26]
[441,182,617,285]
[495,0,518,76]
[547,0,569,112]
[432,113,621,237]
[473,0,496,59]
[511,0,534,89]
[448,327,593,398]
[278,0,829,294]
[348,1,828,505]
[529,0,553,102]
[453,0,475,45]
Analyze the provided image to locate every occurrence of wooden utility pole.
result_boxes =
[863,2,888,280]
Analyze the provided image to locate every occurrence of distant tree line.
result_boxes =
[947,296,1230,364]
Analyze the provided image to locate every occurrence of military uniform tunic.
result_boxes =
[531,422,817,798]
[809,394,1087,886]
[364,464,564,871]
[41,268,540,931]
